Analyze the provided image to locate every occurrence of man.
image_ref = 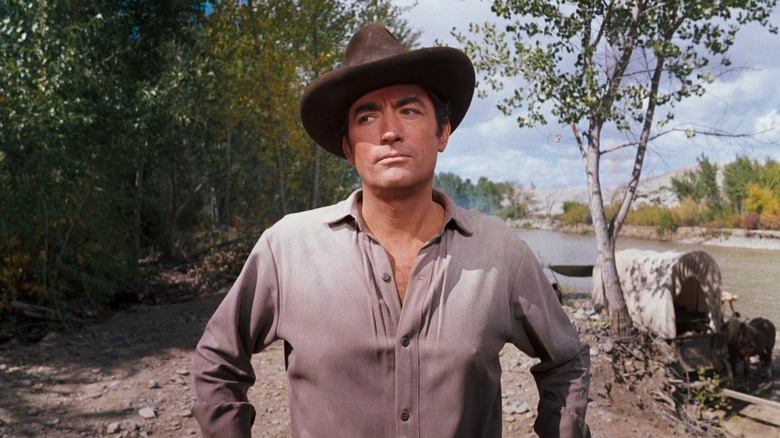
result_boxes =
[193,23,591,437]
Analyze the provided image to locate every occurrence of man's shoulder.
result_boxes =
[452,206,533,255]
[454,206,513,235]
[269,201,351,235]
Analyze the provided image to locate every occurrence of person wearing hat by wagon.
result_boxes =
[193,23,591,438]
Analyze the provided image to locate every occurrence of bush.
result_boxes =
[561,202,591,226]
[673,197,705,227]
[724,213,743,229]
[626,204,667,226]
[742,212,760,230]
[0,237,44,311]
[657,210,678,237]
[760,212,780,230]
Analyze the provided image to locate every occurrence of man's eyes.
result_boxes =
[355,107,422,123]
[357,114,374,124]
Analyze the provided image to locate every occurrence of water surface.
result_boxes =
[516,228,780,325]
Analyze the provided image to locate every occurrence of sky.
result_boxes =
[397,1,780,189]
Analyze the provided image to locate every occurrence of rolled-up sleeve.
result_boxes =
[192,234,281,438]
[510,242,591,438]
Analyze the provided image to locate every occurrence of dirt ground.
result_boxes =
[0,289,778,438]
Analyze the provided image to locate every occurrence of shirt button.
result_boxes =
[401,409,410,421]
[381,273,391,282]
[401,336,410,347]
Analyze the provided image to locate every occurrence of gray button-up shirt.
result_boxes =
[193,189,590,437]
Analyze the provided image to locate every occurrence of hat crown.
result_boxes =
[300,23,475,158]
[342,24,406,68]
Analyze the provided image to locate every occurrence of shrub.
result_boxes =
[673,197,705,227]
[760,212,780,230]
[742,212,760,230]
[627,204,667,226]
[657,210,678,237]
[0,237,43,311]
[561,201,591,226]
[724,213,743,229]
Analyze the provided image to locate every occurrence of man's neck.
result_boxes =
[359,186,444,242]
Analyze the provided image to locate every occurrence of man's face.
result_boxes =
[342,84,450,198]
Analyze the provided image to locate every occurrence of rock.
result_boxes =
[107,422,121,433]
[39,332,60,346]
[175,369,190,376]
[138,407,156,419]
[148,379,160,389]
[504,401,531,415]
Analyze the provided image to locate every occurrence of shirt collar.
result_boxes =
[323,188,473,236]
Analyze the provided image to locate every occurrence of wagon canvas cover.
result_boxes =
[591,249,723,339]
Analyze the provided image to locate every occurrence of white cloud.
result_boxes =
[398,0,780,188]
[755,109,780,141]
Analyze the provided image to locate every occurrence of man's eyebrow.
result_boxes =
[351,95,424,119]
[351,102,380,118]
[395,95,423,108]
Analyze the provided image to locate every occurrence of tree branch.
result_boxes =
[571,123,587,158]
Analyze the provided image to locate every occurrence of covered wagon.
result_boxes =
[591,249,729,375]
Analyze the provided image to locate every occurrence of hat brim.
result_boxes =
[300,47,475,158]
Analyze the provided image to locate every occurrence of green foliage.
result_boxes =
[561,201,590,226]
[724,155,780,216]
[0,0,415,315]
[435,172,529,217]
[657,209,678,237]
[626,204,666,226]
[458,0,776,131]
[693,368,726,410]
[723,156,758,213]
[671,155,723,214]
[455,0,777,336]
[624,203,677,236]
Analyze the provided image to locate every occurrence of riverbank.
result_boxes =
[630,226,780,251]
[513,217,780,251]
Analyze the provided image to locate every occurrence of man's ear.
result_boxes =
[437,121,452,153]
[342,137,356,164]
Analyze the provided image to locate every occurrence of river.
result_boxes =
[516,228,780,325]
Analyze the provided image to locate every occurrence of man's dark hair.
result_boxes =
[341,89,451,148]
[426,91,451,137]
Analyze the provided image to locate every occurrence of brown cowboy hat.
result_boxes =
[300,23,476,158]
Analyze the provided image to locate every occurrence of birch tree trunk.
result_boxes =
[586,124,633,337]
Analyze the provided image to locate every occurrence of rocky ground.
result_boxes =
[0,289,778,438]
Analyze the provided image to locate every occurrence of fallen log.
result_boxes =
[10,300,95,326]
[723,388,780,411]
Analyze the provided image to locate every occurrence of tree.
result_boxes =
[723,155,761,213]
[456,0,777,335]
[297,0,419,209]
[1,0,210,309]
[671,154,723,215]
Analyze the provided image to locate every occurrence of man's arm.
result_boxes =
[509,243,591,438]
[192,235,281,438]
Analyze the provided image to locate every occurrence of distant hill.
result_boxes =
[531,167,693,216]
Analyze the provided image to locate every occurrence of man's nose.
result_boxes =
[380,115,402,144]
